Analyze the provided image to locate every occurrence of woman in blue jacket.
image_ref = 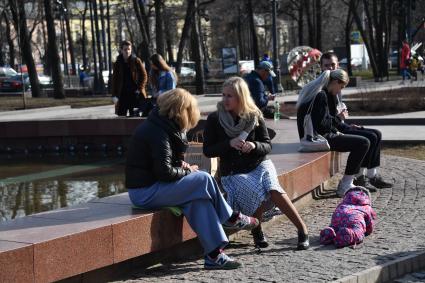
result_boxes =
[149,53,177,99]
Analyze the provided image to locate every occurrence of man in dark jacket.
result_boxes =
[111,40,147,117]
[244,61,276,118]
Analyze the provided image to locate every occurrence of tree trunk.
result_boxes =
[63,0,76,75]
[345,3,353,77]
[92,0,105,91]
[305,2,315,47]
[175,0,196,74]
[237,4,245,59]
[190,7,205,95]
[10,0,41,98]
[89,0,99,91]
[106,0,112,80]
[81,0,88,69]
[3,12,15,67]
[315,0,322,50]
[298,1,304,45]
[247,0,259,66]
[122,7,135,45]
[164,8,174,62]
[0,40,4,66]
[43,0,65,99]
[155,0,165,56]
[132,0,151,61]
[99,0,108,71]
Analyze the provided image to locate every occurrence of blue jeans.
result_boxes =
[128,171,233,254]
[402,68,411,80]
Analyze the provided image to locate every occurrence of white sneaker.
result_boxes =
[336,181,355,197]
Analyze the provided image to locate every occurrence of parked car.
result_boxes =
[339,57,363,69]
[0,67,18,78]
[239,60,255,75]
[180,66,196,79]
[0,75,30,92]
[389,51,398,68]
[21,73,53,89]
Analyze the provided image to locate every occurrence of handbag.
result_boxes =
[298,95,330,152]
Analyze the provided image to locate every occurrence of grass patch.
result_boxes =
[382,144,425,161]
[0,96,112,111]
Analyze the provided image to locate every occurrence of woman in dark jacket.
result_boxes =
[296,70,370,197]
[203,77,309,250]
[126,88,259,270]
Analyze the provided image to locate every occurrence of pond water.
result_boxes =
[0,153,125,222]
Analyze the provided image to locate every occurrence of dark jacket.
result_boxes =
[125,109,191,188]
[203,111,271,176]
[111,54,148,99]
[297,89,349,139]
[244,71,268,109]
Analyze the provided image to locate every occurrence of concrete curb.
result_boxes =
[332,250,425,283]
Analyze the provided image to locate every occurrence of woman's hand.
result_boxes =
[337,109,349,120]
[241,141,256,153]
[349,124,363,129]
[189,165,199,172]
[181,161,191,170]
[230,137,245,150]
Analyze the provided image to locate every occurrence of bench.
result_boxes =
[0,119,339,283]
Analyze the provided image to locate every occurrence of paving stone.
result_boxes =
[113,155,425,282]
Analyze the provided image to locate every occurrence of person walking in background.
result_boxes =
[203,77,309,250]
[244,61,277,119]
[111,40,148,117]
[320,52,392,192]
[126,88,259,270]
[400,39,411,83]
[149,53,178,100]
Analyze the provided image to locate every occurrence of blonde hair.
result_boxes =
[222,77,263,120]
[296,69,349,107]
[157,88,200,130]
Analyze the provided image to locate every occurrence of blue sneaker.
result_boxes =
[204,253,241,270]
[223,213,259,231]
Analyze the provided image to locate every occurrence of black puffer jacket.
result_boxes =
[296,89,350,139]
[203,111,271,176]
[126,108,191,189]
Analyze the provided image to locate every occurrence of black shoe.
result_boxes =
[369,174,393,189]
[252,226,269,248]
[353,175,377,192]
[297,231,310,250]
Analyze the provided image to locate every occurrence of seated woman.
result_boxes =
[296,69,371,196]
[126,88,259,270]
[203,77,309,250]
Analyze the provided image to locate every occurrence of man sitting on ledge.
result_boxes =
[244,61,277,119]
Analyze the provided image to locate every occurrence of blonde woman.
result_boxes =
[126,88,259,270]
[203,77,309,250]
[296,70,382,197]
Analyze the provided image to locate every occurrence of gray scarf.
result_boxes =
[217,102,258,138]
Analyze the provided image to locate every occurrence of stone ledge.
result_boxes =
[0,119,339,282]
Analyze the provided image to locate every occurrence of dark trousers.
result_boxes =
[116,92,138,117]
[343,127,382,169]
[327,133,370,175]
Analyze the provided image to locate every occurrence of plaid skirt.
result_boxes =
[221,159,285,216]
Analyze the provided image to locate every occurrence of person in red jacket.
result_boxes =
[400,39,411,82]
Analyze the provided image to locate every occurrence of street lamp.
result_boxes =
[271,0,283,94]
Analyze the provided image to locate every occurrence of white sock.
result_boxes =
[367,168,377,178]
[356,168,366,178]
[340,175,355,189]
